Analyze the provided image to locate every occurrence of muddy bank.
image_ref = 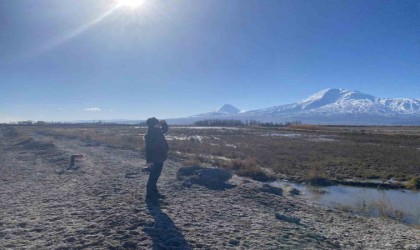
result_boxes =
[285,175,415,190]
[0,127,419,249]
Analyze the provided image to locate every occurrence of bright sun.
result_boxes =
[116,0,143,8]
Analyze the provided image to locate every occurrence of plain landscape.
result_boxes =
[2,0,420,249]
[1,124,419,249]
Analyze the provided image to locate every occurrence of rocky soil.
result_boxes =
[0,126,419,249]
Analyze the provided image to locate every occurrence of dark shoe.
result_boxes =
[148,191,165,200]
[148,187,165,199]
[142,167,151,172]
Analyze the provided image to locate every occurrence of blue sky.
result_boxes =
[1,0,419,122]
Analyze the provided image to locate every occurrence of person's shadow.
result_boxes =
[143,200,190,250]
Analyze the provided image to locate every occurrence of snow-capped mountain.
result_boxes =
[192,104,241,117]
[167,89,420,125]
[239,88,420,125]
[246,88,420,116]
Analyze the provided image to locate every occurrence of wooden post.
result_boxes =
[69,154,83,169]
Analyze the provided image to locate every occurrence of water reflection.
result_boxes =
[271,181,420,225]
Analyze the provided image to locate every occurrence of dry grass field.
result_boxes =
[9,124,420,188]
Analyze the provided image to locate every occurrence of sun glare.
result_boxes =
[116,0,144,8]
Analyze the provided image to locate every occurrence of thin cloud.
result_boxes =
[84,107,102,112]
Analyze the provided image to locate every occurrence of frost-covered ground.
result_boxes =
[0,126,419,249]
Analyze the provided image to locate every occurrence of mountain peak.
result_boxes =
[217,104,240,114]
[305,88,349,101]
[300,88,376,110]
[191,104,241,117]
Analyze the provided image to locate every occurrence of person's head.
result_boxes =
[146,117,160,128]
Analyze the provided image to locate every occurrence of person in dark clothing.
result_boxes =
[144,117,169,202]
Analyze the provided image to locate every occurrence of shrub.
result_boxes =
[219,158,275,182]
[406,178,420,190]
[182,158,204,168]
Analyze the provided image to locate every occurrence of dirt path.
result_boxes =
[0,127,419,249]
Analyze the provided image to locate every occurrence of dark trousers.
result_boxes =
[146,162,164,197]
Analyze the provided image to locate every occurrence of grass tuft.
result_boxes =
[406,178,420,190]
[217,158,275,182]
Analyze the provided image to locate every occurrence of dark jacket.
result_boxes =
[145,127,169,163]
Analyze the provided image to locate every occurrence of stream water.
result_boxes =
[271,180,420,225]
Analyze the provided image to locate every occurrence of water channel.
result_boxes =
[271,180,420,225]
